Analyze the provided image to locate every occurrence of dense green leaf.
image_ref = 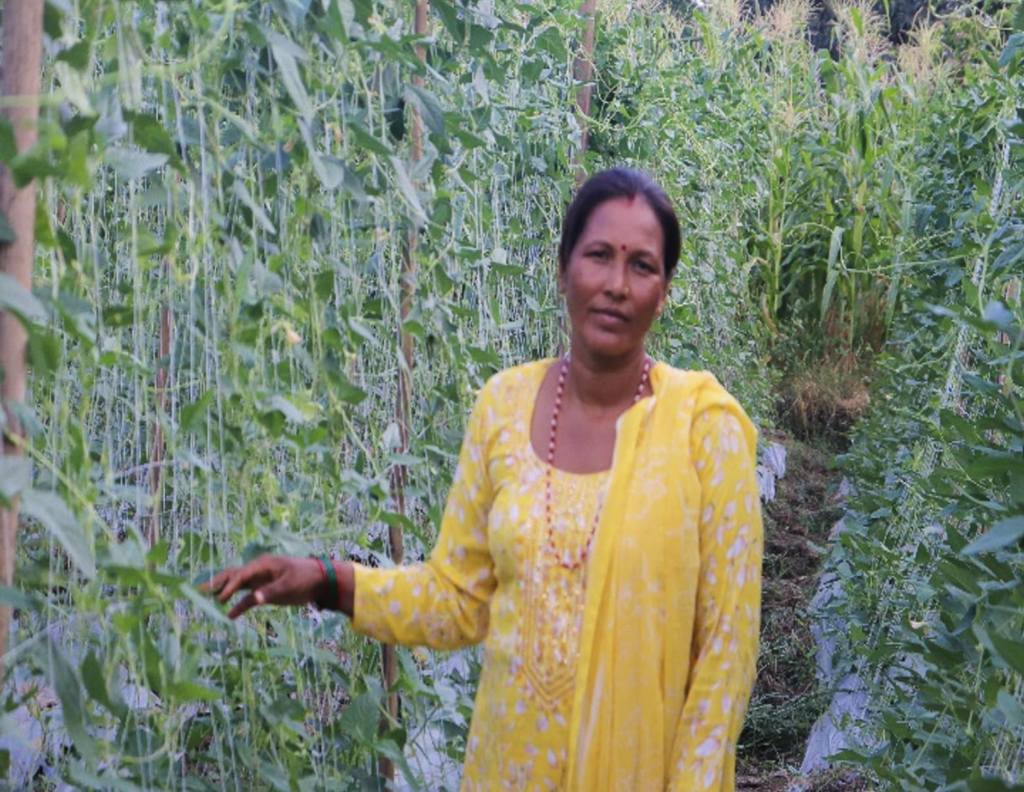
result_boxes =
[35,637,97,763]
[337,691,381,745]
[390,155,427,225]
[346,120,393,158]
[124,111,183,168]
[43,1,65,39]
[81,650,128,718]
[405,84,447,140]
[999,33,1024,68]
[268,32,312,119]
[983,629,1024,677]
[0,458,31,506]
[55,40,92,71]
[0,584,41,610]
[0,272,46,324]
[20,489,97,579]
[166,680,223,703]
[962,517,1024,555]
[104,148,169,180]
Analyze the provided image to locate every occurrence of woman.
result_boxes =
[204,168,763,792]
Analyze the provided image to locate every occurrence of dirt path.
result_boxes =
[737,433,846,791]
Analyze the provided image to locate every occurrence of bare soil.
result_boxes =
[737,432,846,791]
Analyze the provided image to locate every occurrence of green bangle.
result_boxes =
[319,554,338,611]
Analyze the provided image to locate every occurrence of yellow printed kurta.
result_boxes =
[351,361,763,792]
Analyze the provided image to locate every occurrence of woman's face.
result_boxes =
[560,196,669,363]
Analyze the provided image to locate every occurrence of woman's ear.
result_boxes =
[656,281,670,317]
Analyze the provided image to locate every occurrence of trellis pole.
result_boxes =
[0,0,44,681]
[379,0,429,779]
[573,0,598,185]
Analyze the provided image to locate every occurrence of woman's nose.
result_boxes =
[603,259,629,297]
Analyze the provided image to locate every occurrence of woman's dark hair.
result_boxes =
[557,168,681,279]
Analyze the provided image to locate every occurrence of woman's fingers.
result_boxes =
[250,577,290,607]
[199,555,313,617]
[199,569,229,594]
[217,557,276,603]
[227,590,261,620]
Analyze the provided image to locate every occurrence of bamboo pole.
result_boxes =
[379,0,429,780]
[0,0,45,681]
[146,261,173,550]
[572,0,598,186]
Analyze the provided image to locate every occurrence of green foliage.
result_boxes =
[2,0,1022,787]
[825,295,1024,790]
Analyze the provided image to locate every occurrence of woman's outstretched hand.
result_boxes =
[201,555,354,620]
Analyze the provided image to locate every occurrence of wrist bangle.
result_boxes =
[311,555,330,610]
[319,553,338,611]
[330,560,344,611]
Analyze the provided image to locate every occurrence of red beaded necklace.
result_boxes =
[543,354,652,570]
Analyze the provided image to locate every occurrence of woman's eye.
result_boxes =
[589,249,610,260]
[635,260,655,273]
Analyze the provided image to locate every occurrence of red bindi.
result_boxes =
[620,245,627,251]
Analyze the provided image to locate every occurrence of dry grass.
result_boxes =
[776,357,872,446]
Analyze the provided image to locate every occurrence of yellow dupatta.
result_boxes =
[565,364,761,792]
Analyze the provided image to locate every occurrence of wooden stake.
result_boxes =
[0,0,44,682]
[146,261,172,550]
[573,0,598,186]
[379,0,428,781]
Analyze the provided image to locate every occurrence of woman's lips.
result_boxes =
[591,308,629,325]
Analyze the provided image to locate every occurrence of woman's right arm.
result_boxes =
[348,384,497,649]
[205,382,498,650]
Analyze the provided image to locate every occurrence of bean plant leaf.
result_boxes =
[999,33,1024,69]
[55,40,92,71]
[231,181,277,235]
[997,689,1024,727]
[166,679,223,703]
[0,458,31,506]
[405,84,446,140]
[34,637,97,763]
[346,120,393,158]
[0,584,41,610]
[0,272,46,325]
[978,626,1024,676]
[962,517,1024,555]
[263,394,315,424]
[124,111,184,171]
[20,489,97,579]
[104,148,169,180]
[43,0,65,39]
[81,650,128,719]
[67,767,146,792]
[390,156,427,225]
[180,583,232,625]
[268,32,312,119]
[337,691,381,745]
[981,300,1015,330]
